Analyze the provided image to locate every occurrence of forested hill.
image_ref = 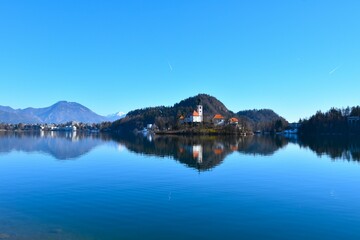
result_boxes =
[174,94,233,119]
[237,109,282,122]
[112,94,237,132]
[127,94,233,119]
[237,109,288,132]
[111,94,288,133]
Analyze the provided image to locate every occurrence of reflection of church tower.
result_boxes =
[197,105,203,122]
[193,145,203,164]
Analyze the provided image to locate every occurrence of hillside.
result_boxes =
[236,109,288,132]
[237,109,281,122]
[0,109,41,124]
[113,94,234,131]
[112,94,246,133]
[174,94,233,120]
[0,101,109,124]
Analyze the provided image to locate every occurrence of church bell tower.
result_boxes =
[197,105,203,122]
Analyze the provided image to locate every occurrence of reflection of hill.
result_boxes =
[299,135,360,162]
[112,135,232,171]
[0,131,110,160]
[112,134,289,171]
[0,132,292,167]
[237,135,289,156]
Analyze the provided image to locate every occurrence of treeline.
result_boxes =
[254,119,289,133]
[111,106,176,132]
[298,135,360,161]
[299,106,360,135]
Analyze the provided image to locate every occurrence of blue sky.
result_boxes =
[0,0,359,122]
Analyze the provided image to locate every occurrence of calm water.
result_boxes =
[0,132,359,239]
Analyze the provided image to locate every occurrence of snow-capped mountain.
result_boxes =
[107,112,126,122]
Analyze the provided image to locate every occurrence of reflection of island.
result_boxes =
[0,131,111,160]
[299,135,360,162]
[4,131,358,168]
[112,135,289,171]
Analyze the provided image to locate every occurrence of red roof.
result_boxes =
[230,145,238,151]
[214,149,223,155]
[213,114,224,119]
[192,110,200,116]
[229,117,239,123]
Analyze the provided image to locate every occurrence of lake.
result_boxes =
[0,131,359,239]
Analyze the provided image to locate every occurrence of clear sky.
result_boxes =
[0,0,359,122]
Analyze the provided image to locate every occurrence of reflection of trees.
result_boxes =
[0,131,111,160]
[237,135,288,156]
[112,135,231,171]
[112,134,289,171]
[298,135,360,162]
[0,132,292,168]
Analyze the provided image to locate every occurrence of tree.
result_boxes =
[351,106,360,116]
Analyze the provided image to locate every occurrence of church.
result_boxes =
[181,105,203,123]
[190,105,203,123]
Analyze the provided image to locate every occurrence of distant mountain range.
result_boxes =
[0,101,124,124]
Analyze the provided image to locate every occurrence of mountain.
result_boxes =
[107,112,126,122]
[0,101,109,124]
[0,106,17,113]
[0,109,40,124]
[237,109,283,123]
[236,109,288,131]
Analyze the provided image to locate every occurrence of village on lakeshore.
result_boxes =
[0,121,111,133]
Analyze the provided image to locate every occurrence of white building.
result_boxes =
[182,105,203,123]
[192,145,203,163]
[190,105,203,123]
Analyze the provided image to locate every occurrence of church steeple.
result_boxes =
[197,105,203,122]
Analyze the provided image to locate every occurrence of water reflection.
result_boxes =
[0,131,111,160]
[1,132,360,167]
[299,135,360,162]
[113,135,289,171]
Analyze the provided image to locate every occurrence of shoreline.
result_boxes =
[153,129,253,136]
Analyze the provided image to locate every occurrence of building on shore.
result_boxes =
[348,116,360,131]
[183,105,203,123]
[348,116,360,125]
[212,114,225,126]
[228,117,239,125]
